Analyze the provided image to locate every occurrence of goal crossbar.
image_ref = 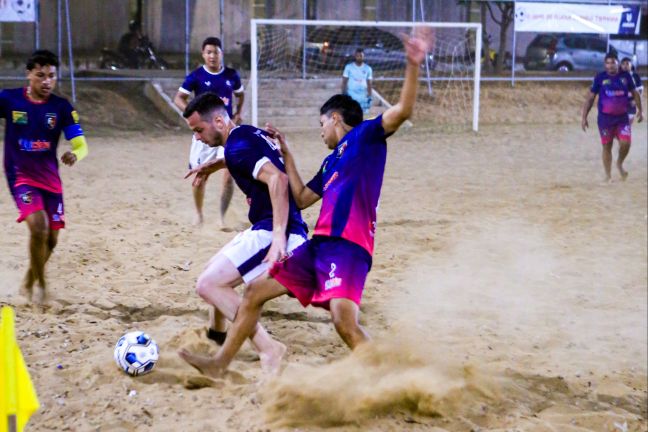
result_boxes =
[250,19,482,132]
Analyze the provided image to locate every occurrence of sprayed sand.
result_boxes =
[0,82,646,431]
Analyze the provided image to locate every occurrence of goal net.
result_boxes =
[250,19,481,132]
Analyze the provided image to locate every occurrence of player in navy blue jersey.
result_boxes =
[178,92,307,373]
[620,57,644,125]
[177,27,434,378]
[1,50,88,303]
[174,37,244,227]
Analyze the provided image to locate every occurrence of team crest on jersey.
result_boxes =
[621,77,627,86]
[602,79,611,86]
[45,113,57,129]
[12,111,28,124]
[20,191,32,204]
[71,110,80,123]
[337,141,348,158]
[226,80,231,87]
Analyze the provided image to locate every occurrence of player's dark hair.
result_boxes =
[604,52,618,62]
[26,50,59,70]
[202,37,222,50]
[320,94,363,127]
[355,48,364,54]
[183,92,227,120]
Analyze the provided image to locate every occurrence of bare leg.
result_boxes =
[329,298,370,349]
[601,143,613,183]
[617,139,630,181]
[194,254,285,371]
[219,169,234,227]
[22,211,54,303]
[192,182,206,225]
[179,276,288,377]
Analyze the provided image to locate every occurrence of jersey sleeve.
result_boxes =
[232,70,244,93]
[366,65,373,80]
[179,72,197,94]
[624,72,636,92]
[0,90,7,119]
[60,99,85,140]
[590,73,601,94]
[342,64,351,78]
[225,136,268,180]
[305,156,331,197]
[361,115,389,143]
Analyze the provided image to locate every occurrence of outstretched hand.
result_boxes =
[61,151,77,166]
[402,26,435,66]
[184,159,225,187]
[265,123,289,155]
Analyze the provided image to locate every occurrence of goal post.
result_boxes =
[251,19,481,132]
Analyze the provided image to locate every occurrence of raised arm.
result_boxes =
[265,123,320,210]
[382,27,433,135]
[256,162,289,266]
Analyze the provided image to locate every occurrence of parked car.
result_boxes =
[302,26,436,71]
[524,34,637,72]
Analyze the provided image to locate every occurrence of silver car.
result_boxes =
[524,34,637,72]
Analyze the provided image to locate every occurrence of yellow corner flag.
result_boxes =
[1,306,39,432]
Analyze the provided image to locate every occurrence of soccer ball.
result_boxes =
[113,331,159,376]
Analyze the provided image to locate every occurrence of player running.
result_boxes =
[1,50,89,303]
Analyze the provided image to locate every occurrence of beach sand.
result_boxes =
[0,81,646,431]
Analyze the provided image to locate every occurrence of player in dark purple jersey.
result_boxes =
[173,37,243,227]
[177,27,434,378]
[178,93,307,373]
[582,53,643,183]
[1,50,88,303]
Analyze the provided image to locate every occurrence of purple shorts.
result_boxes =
[269,236,372,310]
[12,184,65,229]
[598,123,631,145]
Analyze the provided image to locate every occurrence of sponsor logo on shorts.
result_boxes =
[325,263,342,290]
[369,220,377,237]
[45,113,57,129]
[20,191,32,204]
[323,171,338,192]
[12,111,28,124]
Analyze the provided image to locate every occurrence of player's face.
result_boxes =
[320,114,339,149]
[27,64,57,100]
[202,44,222,72]
[187,112,226,147]
[604,58,619,75]
[620,60,632,72]
[354,51,364,64]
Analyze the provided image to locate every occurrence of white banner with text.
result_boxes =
[515,2,641,35]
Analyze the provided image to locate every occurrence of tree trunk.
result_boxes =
[480,2,493,73]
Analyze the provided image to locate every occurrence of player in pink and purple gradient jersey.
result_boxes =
[582,53,643,183]
[177,27,434,378]
[1,50,88,303]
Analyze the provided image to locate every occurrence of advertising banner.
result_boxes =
[0,0,37,22]
[515,2,641,35]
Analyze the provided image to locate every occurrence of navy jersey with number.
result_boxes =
[224,125,307,236]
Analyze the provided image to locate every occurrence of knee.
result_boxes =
[195,274,214,301]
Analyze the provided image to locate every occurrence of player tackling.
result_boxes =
[178,27,433,377]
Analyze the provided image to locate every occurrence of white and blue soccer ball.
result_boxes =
[113,331,159,376]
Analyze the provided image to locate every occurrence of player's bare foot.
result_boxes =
[18,283,33,300]
[601,176,613,185]
[32,286,48,305]
[259,340,286,376]
[178,348,225,379]
[193,213,204,226]
[617,164,628,181]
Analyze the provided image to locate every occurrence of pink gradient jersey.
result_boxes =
[306,115,389,256]
[591,71,636,126]
[1,88,83,194]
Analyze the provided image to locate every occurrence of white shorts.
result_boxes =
[222,228,306,284]
[189,135,225,169]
